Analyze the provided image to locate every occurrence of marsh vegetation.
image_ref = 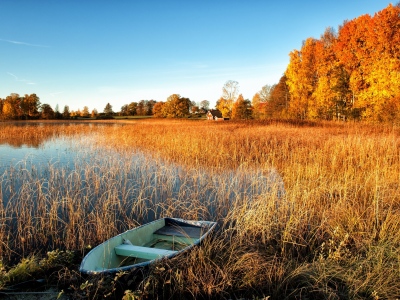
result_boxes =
[0,119,400,299]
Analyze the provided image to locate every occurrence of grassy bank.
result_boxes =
[0,119,399,299]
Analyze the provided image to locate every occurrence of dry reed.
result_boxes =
[0,119,399,299]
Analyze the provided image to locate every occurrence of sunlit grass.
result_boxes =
[0,119,399,299]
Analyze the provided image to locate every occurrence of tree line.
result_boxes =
[0,93,94,120]
[213,3,400,122]
[0,81,290,121]
[0,93,212,120]
[282,3,400,122]
[212,79,289,120]
[3,4,398,123]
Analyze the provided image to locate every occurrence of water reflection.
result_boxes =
[0,122,122,163]
[0,123,286,255]
[1,133,285,220]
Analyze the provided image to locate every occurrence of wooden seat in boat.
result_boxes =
[153,225,203,239]
[115,245,178,260]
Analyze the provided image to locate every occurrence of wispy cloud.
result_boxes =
[7,72,19,80]
[50,92,64,97]
[8,72,35,84]
[0,38,49,48]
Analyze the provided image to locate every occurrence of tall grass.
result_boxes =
[1,119,400,299]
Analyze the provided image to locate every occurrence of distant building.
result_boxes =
[207,110,227,121]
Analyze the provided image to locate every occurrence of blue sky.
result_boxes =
[1,0,392,112]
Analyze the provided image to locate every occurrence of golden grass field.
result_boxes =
[0,119,399,299]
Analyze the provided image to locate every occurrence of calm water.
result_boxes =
[0,122,287,255]
[0,122,120,168]
[0,122,286,220]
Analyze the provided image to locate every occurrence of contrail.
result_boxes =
[7,72,18,80]
[0,38,49,48]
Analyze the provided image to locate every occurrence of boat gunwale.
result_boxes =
[79,217,217,275]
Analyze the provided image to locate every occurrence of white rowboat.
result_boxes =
[79,218,217,274]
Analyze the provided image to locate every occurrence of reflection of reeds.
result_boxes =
[1,119,400,298]
[0,135,280,259]
[0,122,94,149]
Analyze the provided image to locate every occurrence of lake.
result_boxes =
[0,122,285,258]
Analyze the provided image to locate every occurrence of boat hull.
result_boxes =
[79,218,217,275]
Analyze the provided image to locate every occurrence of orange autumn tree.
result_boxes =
[286,3,400,122]
[286,38,318,119]
[152,101,165,117]
[334,14,372,119]
[2,94,21,119]
[312,27,340,119]
[231,94,251,119]
[362,4,400,121]
[334,4,400,121]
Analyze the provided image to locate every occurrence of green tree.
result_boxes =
[268,75,290,118]
[232,94,252,119]
[127,102,137,116]
[40,104,55,119]
[63,105,70,119]
[54,104,62,119]
[103,103,114,115]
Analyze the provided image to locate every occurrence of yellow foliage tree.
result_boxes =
[216,97,231,118]
[161,94,190,118]
[286,38,318,119]
[153,102,165,117]
[252,93,261,119]
[2,101,14,119]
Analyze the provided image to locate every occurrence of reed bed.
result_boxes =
[0,119,400,299]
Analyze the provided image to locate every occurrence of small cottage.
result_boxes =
[207,110,226,121]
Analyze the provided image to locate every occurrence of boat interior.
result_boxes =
[82,219,207,272]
